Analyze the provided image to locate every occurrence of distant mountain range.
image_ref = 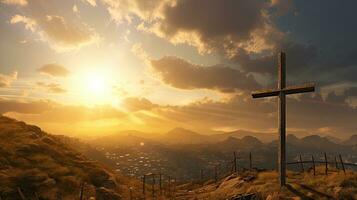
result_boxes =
[89,127,357,176]
[91,127,357,147]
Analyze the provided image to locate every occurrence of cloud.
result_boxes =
[1,99,126,123]
[104,0,283,55]
[155,0,281,54]
[10,13,99,51]
[37,63,70,77]
[232,42,318,76]
[83,0,97,7]
[101,0,169,23]
[270,0,295,16]
[1,0,27,6]
[36,82,67,93]
[150,56,259,93]
[0,98,55,114]
[73,5,79,13]
[0,71,17,87]
[122,97,157,111]
[10,15,36,31]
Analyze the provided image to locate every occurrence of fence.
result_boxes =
[141,172,177,199]
[286,153,357,175]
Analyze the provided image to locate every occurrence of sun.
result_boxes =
[71,68,117,105]
[88,75,107,94]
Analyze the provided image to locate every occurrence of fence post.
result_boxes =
[311,155,316,176]
[335,156,339,169]
[159,172,162,196]
[129,187,133,200]
[200,169,203,183]
[79,182,84,200]
[299,154,304,172]
[152,174,155,199]
[173,178,176,199]
[142,175,146,195]
[168,176,171,197]
[34,192,40,200]
[233,151,237,173]
[214,166,218,183]
[17,187,27,200]
[249,152,252,171]
[324,152,328,175]
[339,154,346,175]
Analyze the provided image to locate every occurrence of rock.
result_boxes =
[243,175,256,182]
[95,187,121,200]
[230,193,259,200]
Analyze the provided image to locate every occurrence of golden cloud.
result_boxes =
[10,14,99,52]
[0,71,17,87]
[36,82,67,94]
[83,0,97,7]
[1,99,126,123]
[122,97,157,111]
[37,63,70,77]
[0,98,56,114]
[1,0,27,6]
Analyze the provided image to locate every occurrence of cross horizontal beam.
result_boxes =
[252,89,279,98]
[252,83,315,99]
[284,83,315,95]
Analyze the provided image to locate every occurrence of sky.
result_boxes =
[0,0,357,139]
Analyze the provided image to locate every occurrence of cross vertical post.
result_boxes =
[278,52,286,186]
[251,52,315,187]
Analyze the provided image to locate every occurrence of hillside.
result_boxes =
[175,167,357,199]
[0,116,142,200]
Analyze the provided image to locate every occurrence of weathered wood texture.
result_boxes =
[251,52,315,187]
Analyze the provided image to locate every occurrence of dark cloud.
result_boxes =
[150,56,259,93]
[161,0,265,40]
[37,64,70,77]
[155,0,281,54]
[233,42,318,77]
[270,0,295,16]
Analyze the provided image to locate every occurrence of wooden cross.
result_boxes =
[251,52,315,187]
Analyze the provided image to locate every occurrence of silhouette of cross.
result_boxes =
[252,52,315,187]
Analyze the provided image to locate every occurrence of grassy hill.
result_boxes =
[174,167,357,199]
[0,116,142,200]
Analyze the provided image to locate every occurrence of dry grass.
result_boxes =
[171,167,357,200]
[0,116,142,199]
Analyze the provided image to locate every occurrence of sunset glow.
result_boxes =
[0,0,356,139]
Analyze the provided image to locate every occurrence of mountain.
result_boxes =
[91,131,155,148]
[287,134,300,145]
[0,116,140,199]
[269,134,353,155]
[161,127,213,144]
[300,135,341,151]
[208,136,264,153]
[324,135,343,144]
[343,134,357,146]
[210,129,276,143]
